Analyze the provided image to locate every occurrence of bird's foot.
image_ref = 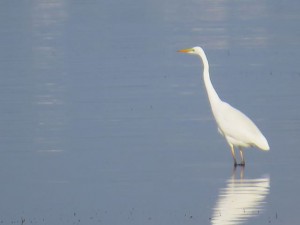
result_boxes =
[234,162,245,167]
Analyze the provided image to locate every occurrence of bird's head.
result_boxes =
[177,46,205,56]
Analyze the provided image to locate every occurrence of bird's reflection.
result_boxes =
[211,167,270,225]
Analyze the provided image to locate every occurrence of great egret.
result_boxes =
[177,46,269,166]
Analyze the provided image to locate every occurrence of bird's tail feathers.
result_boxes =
[256,135,270,151]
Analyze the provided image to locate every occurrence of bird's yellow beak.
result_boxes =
[177,48,193,53]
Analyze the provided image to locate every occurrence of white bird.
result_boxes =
[177,46,269,166]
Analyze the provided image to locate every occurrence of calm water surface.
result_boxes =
[0,0,299,224]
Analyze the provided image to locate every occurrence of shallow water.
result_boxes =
[0,0,300,224]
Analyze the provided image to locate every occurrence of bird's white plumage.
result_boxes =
[214,101,269,150]
[177,46,269,165]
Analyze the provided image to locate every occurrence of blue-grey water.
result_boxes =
[0,0,299,224]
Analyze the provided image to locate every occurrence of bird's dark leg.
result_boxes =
[239,147,245,166]
[229,144,237,166]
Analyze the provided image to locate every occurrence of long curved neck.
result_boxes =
[198,53,221,108]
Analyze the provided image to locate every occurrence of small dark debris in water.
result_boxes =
[74,212,76,216]
[190,215,193,219]
[209,217,212,220]
[21,218,25,225]
[148,217,152,220]
[276,212,278,219]
[129,208,134,216]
